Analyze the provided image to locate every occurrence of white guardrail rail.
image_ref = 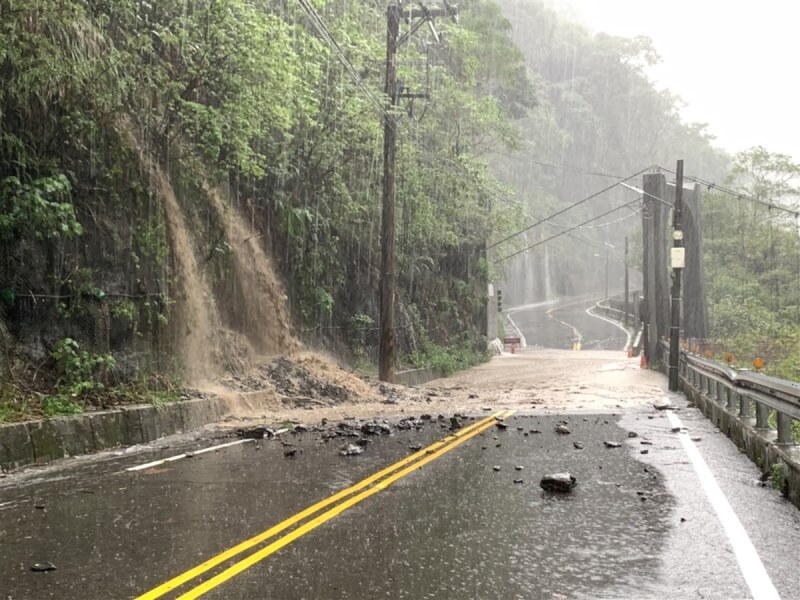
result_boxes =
[679,350,800,445]
[598,297,798,445]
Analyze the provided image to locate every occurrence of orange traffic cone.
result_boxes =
[640,352,647,369]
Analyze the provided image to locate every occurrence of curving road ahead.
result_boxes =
[507,295,628,351]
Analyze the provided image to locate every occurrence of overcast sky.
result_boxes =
[550,0,800,163]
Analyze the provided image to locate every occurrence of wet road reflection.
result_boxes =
[4,408,797,600]
[510,297,627,351]
[200,415,672,600]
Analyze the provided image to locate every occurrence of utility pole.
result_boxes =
[379,3,457,382]
[668,160,685,392]
[624,236,629,327]
[379,4,400,383]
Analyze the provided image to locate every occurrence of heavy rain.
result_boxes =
[1,0,799,598]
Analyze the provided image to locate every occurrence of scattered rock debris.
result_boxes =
[540,473,577,493]
[361,422,391,436]
[604,441,621,448]
[493,465,502,472]
[340,444,364,456]
[236,426,270,439]
[30,563,57,573]
[554,425,571,435]
[573,441,584,450]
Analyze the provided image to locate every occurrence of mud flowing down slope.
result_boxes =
[206,186,295,355]
[119,119,227,383]
[124,120,299,384]
[128,145,221,381]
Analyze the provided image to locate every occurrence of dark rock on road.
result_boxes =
[540,472,578,493]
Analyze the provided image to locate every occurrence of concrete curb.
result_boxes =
[0,396,229,472]
[681,379,800,510]
[1,368,457,471]
[394,367,446,387]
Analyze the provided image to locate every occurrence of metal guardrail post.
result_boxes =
[739,393,751,418]
[755,402,770,429]
[681,351,798,447]
[777,414,794,444]
[727,387,737,412]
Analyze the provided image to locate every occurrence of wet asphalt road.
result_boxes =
[2,402,800,599]
[508,296,627,351]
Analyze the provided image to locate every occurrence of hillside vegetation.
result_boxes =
[1,0,759,420]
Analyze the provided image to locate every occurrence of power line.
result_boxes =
[493,195,625,254]
[296,0,391,120]
[657,166,800,218]
[492,150,624,179]
[487,165,654,249]
[494,197,642,264]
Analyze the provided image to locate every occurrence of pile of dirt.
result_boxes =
[216,352,381,409]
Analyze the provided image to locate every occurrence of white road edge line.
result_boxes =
[585,306,632,351]
[125,439,255,472]
[665,410,781,600]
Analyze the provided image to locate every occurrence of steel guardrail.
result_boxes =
[679,349,799,442]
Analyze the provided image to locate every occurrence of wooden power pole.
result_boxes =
[379,3,457,382]
[668,160,685,392]
[379,4,400,383]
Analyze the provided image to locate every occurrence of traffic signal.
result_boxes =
[497,289,503,312]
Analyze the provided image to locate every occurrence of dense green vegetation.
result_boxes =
[492,0,729,300]
[3,0,789,424]
[0,0,532,418]
[702,147,800,380]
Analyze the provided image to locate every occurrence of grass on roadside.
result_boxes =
[0,381,181,424]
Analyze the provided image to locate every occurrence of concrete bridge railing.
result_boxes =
[674,345,800,507]
[679,352,799,445]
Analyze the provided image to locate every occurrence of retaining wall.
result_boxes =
[0,397,228,472]
[394,367,446,387]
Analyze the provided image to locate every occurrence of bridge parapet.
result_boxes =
[672,343,800,507]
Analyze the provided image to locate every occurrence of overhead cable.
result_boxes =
[493,195,625,254]
[296,0,391,120]
[487,165,655,249]
[657,166,800,218]
[493,197,642,264]
[493,150,624,179]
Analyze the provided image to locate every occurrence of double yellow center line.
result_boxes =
[135,410,514,600]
